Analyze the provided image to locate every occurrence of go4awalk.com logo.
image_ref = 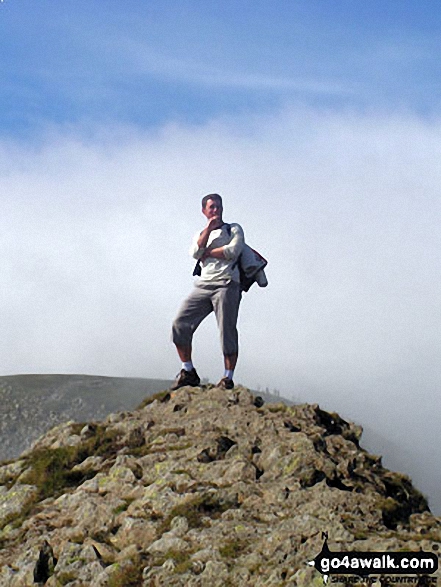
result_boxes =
[308,533,438,584]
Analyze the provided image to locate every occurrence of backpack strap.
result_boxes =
[192,259,202,276]
[223,223,231,236]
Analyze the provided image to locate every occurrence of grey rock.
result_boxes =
[147,534,189,554]
[0,385,439,587]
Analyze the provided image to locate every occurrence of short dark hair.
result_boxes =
[201,193,223,209]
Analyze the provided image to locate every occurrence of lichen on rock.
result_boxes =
[0,384,439,586]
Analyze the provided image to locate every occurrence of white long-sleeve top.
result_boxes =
[190,222,244,283]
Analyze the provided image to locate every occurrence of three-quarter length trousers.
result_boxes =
[172,281,242,355]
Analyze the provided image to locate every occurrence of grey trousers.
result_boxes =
[172,281,242,355]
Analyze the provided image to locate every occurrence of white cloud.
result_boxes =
[0,106,440,512]
[126,42,352,95]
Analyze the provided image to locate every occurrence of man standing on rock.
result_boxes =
[171,194,244,391]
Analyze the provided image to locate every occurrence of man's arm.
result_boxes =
[201,224,244,262]
[197,217,223,249]
[191,217,223,259]
[200,246,226,261]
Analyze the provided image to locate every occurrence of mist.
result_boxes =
[0,106,439,513]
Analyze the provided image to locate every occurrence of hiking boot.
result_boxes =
[216,376,234,390]
[171,368,200,390]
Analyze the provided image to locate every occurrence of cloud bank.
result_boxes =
[0,106,439,512]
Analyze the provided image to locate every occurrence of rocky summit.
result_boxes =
[0,385,439,586]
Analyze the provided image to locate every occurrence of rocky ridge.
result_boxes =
[0,385,439,586]
[0,375,284,464]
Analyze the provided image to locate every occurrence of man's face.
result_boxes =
[202,198,223,221]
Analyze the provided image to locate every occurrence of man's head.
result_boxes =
[202,193,223,210]
[201,193,223,222]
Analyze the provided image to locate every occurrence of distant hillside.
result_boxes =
[0,375,172,462]
[0,384,439,586]
[0,374,287,462]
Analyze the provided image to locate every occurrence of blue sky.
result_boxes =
[2,0,441,136]
[1,2,441,513]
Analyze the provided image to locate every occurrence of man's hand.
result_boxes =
[200,249,210,262]
[197,217,223,249]
[206,217,223,232]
